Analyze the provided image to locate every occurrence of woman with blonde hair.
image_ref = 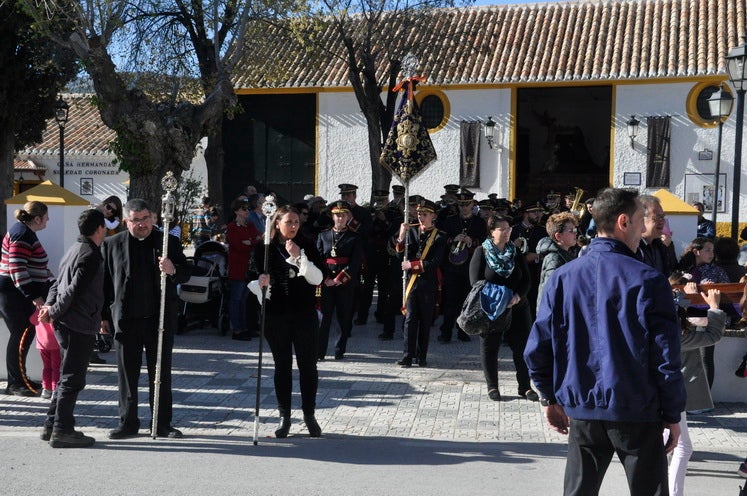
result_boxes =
[0,201,54,396]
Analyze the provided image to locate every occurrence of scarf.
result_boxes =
[482,238,516,278]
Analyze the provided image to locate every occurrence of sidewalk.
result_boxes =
[1,319,746,495]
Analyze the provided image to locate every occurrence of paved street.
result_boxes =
[2,319,747,495]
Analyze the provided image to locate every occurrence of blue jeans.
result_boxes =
[228,280,248,331]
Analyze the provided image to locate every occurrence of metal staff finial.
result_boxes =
[401,53,419,79]
[261,195,277,220]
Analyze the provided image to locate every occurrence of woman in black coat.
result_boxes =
[469,214,534,402]
[253,205,324,438]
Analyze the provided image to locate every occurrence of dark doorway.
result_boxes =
[223,94,316,207]
[516,86,612,202]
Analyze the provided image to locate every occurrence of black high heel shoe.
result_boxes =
[275,416,291,438]
[304,414,322,438]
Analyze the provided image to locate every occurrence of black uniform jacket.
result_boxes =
[317,228,363,284]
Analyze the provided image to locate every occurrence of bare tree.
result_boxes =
[20,0,263,209]
[247,0,473,196]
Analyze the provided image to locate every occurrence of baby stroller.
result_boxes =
[177,240,229,334]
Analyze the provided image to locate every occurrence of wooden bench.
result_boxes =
[671,282,745,306]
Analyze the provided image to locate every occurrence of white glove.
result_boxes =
[248,279,271,303]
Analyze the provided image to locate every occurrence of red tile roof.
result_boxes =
[233,0,747,89]
[22,94,115,155]
[13,159,42,171]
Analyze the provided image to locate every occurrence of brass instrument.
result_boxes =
[570,187,585,217]
[448,228,471,265]
[514,236,529,254]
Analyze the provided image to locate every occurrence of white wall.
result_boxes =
[19,144,209,207]
[615,82,745,225]
[317,88,512,201]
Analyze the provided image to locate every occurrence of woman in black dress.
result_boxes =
[253,205,324,437]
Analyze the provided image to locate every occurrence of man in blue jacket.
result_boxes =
[525,188,685,496]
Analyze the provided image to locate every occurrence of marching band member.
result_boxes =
[394,199,447,368]
[317,201,363,360]
[439,189,487,343]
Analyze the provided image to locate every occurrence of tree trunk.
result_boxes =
[0,131,15,235]
[204,125,224,216]
[365,117,390,193]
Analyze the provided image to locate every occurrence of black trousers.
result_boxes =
[265,309,319,416]
[403,283,436,361]
[503,301,532,393]
[478,311,513,390]
[381,259,403,335]
[440,270,471,338]
[565,418,668,496]
[319,283,356,357]
[702,344,715,389]
[115,317,174,430]
[45,324,95,433]
[0,286,36,387]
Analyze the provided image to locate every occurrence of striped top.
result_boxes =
[0,222,51,299]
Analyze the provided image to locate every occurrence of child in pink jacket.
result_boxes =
[31,309,60,398]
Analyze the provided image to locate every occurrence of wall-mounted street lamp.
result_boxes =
[54,95,69,188]
[626,115,640,148]
[707,84,734,224]
[484,116,496,149]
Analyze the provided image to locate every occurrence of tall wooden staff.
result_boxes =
[152,171,177,439]
[379,53,438,312]
[253,195,277,445]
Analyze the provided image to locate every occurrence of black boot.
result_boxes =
[275,414,291,438]
[304,414,322,437]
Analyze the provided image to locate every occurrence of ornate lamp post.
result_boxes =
[54,96,69,188]
[626,115,640,148]
[484,116,496,149]
[707,85,734,224]
[726,38,747,238]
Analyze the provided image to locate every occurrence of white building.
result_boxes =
[230,0,747,236]
[15,94,208,206]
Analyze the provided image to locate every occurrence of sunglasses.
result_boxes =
[238,207,249,211]
[104,204,115,212]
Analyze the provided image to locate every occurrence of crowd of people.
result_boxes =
[2,182,747,492]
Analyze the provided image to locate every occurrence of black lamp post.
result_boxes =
[484,116,496,149]
[626,115,640,148]
[54,95,69,188]
[726,38,747,238]
[707,85,734,224]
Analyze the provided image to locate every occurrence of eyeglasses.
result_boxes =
[129,215,152,225]
[562,227,578,234]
